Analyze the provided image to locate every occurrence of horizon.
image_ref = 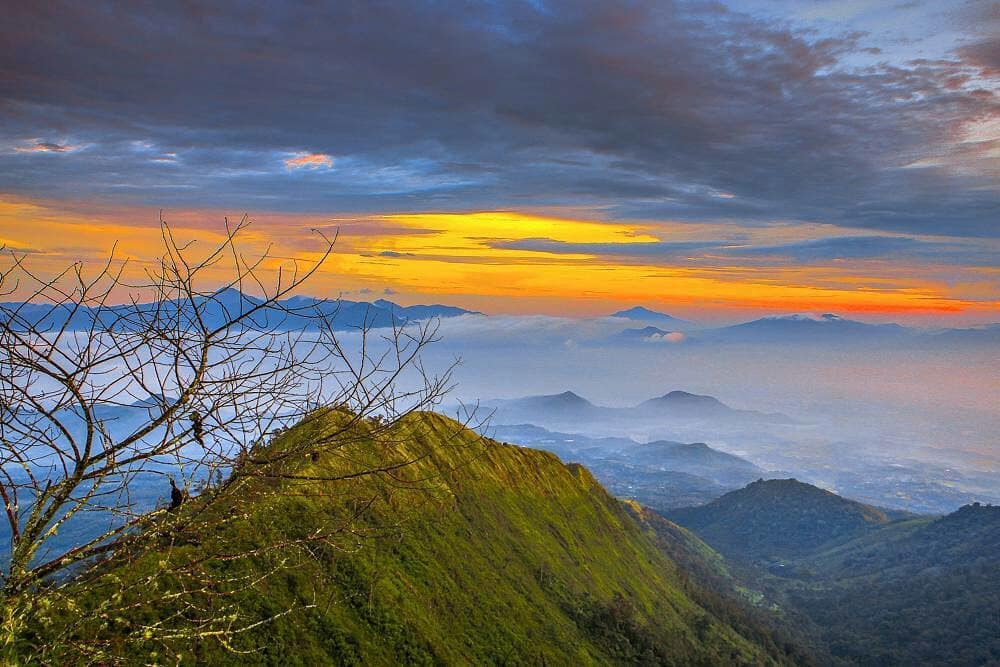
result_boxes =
[4,282,998,328]
[1,1,997,325]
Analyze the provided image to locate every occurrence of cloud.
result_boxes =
[492,238,725,258]
[489,234,1000,268]
[0,1,995,237]
[13,139,81,153]
[957,37,1000,78]
[284,152,334,170]
[732,235,1000,266]
[645,331,686,344]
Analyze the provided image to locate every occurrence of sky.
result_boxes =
[1,0,997,323]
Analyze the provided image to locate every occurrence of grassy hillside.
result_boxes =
[778,503,1000,666]
[23,410,799,666]
[670,478,1000,666]
[666,479,892,561]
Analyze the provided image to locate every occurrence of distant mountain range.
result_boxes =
[488,422,772,509]
[629,440,764,485]
[924,322,1000,345]
[637,390,742,419]
[483,389,791,430]
[683,312,1000,346]
[0,289,480,332]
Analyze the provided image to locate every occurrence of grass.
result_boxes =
[23,409,793,665]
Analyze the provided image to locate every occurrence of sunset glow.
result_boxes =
[0,1,996,323]
[1,195,995,322]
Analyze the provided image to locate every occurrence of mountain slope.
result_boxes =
[667,479,893,561]
[764,504,1000,666]
[668,479,1000,665]
[31,411,797,665]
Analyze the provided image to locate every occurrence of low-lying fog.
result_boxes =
[405,314,999,513]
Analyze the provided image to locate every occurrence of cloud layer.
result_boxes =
[1,1,996,237]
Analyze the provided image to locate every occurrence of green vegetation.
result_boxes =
[670,479,1000,666]
[629,506,813,666]
[776,503,1000,666]
[666,479,893,561]
[19,410,800,665]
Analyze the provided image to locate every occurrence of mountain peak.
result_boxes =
[499,390,598,417]
[635,390,734,419]
[611,306,688,324]
[546,390,591,406]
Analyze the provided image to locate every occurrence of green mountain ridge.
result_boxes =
[668,478,1000,666]
[665,479,895,561]
[786,503,1000,665]
[24,410,799,666]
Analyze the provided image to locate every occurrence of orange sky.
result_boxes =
[1,195,997,324]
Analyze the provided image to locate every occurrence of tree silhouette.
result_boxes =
[0,216,455,661]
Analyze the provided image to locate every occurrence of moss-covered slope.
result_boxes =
[29,410,797,665]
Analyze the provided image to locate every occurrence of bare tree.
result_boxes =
[0,217,458,661]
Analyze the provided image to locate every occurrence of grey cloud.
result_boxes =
[494,238,728,258]
[735,235,1000,266]
[0,1,996,236]
[491,234,1000,267]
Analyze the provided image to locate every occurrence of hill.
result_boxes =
[24,411,798,665]
[485,390,609,425]
[637,391,738,420]
[667,479,893,561]
[926,322,1000,346]
[669,479,1000,665]
[765,504,1000,666]
[613,325,677,343]
[631,441,765,488]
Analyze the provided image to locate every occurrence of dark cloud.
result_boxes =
[958,36,1000,78]
[494,238,728,258]
[0,0,996,237]
[490,234,1000,266]
[735,235,1000,266]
